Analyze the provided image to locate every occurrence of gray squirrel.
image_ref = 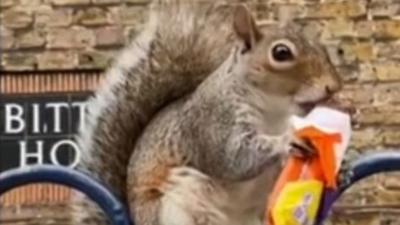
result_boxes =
[71,1,344,225]
[126,4,342,225]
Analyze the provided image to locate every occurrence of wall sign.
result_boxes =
[0,94,90,172]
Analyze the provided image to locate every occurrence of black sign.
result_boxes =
[0,93,90,172]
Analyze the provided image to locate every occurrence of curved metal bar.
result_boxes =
[315,151,400,225]
[341,151,400,189]
[4,152,400,225]
[0,165,132,225]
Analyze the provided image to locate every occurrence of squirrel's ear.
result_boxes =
[233,4,262,51]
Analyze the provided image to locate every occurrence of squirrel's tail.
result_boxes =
[70,1,236,224]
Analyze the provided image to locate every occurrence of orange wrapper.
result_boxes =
[266,126,342,225]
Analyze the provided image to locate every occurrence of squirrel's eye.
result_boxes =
[272,44,294,62]
[268,39,298,71]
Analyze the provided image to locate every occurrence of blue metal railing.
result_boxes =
[316,151,400,225]
[0,165,132,225]
[2,151,400,225]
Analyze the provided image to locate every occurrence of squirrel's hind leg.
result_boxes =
[129,166,228,225]
[160,167,229,225]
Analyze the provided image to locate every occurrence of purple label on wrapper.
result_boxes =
[314,189,340,225]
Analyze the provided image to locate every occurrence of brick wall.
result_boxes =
[0,0,150,70]
[1,0,400,224]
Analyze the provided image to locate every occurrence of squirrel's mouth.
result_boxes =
[295,94,330,114]
[297,95,355,116]
[298,101,325,115]
[298,102,318,114]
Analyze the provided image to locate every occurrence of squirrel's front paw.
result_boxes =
[289,136,317,159]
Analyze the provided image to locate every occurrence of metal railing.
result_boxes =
[2,151,400,225]
[0,165,132,225]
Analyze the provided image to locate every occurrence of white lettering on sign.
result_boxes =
[19,141,44,168]
[5,104,25,134]
[32,103,41,134]
[72,102,87,131]
[50,140,81,168]
[18,140,82,169]
[1,97,88,171]
[2,101,87,135]
[46,102,69,133]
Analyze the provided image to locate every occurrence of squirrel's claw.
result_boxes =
[289,137,317,159]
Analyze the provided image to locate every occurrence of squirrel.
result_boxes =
[126,4,342,225]
[71,0,240,224]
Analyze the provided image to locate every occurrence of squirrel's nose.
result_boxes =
[324,71,342,95]
[325,86,334,95]
[322,61,343,95]
[325,81,342,96]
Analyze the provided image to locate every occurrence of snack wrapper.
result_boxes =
[267,106,351,225]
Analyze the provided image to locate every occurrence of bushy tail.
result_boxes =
[70,1,237,224]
